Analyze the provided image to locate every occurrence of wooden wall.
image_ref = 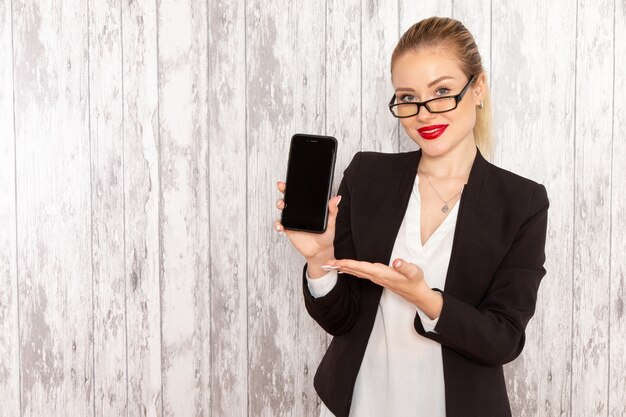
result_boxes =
[0,0,624,416]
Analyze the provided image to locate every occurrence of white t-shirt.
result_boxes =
[307,174,461,417]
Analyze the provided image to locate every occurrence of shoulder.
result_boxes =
[355,150,416,164]
[343,150,416,177]
[482,160,549,220]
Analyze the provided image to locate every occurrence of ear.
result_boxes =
[472,72,488,105]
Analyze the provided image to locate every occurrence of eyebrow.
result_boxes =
[395,75,456,92]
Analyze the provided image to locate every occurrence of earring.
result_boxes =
[478,100,484,109]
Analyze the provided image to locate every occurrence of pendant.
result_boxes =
[441,204,449,213]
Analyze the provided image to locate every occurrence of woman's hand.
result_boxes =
[325,258,444,319]
[273,180,342,264]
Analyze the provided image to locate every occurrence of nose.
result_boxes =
[415,104,436,124]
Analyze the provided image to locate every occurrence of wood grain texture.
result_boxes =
[3,1,626,416]
[88,1,127,416]
[157,0,210,415]
[572,0,614,416]
[207,0,248,415]
[246,1,326,416]
[0,0,20,416]
[326,0,362,168]
[491,3,577,417]
[361,0,398,153]
[121,0,163,415]
[13,1,93,415]
[609,1,625,415]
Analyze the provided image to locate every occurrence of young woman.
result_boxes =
[274,17,549,417]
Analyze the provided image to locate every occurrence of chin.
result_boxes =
[415,138,452,157]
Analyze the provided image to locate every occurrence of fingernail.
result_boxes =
[276,199,281,207]
[394,260,403,268]
[337,195,342,206]
[321,265,341,271]
[275,224,282,231]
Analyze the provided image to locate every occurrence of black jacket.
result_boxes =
[301,147,549,417]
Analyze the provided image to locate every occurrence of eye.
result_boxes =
[399,94,416,103]
[435,86,450,96]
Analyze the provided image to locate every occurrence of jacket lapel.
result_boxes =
[362,150,421,266]
[442,148,501,302]
[358,147,496,303]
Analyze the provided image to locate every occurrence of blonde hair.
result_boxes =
[391,17,493,159]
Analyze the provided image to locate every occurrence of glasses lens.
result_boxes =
[392,103,418,117]
[427,97,457,113]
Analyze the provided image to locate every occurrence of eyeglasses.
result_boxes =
[388,75,476,118]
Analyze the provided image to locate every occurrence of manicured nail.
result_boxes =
[275,224,282,231]
[394,260,403,268]
[337,195,342,206]
[321,265,341,271]
[276,199,281,207]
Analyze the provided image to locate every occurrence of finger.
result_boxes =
[329,195,342,214]
[273,219,284,232]
[333,261,383,280]
[275,198,285,210]
[277,181,286,194]
[332,258,379,272]
[323,195,341,232]
[392,258,423,281]
[336,267,375,281]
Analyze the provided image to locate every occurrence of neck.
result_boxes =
[418,139,477,179]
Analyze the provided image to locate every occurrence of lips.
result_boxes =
[417,124,448,140]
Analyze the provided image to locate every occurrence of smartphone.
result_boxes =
[281,133,338,233]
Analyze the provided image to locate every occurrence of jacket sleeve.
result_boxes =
[302,151,363,336]
[414,184,550,367]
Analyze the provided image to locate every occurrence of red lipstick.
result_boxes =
[417,124,448,140]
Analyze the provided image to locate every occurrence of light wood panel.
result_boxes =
[609,1,625,416]
[326,0,363,170]
[571,1,614,416]
[121,1,163,415]
[88,1,127,416]
[361,0,398,153]
[491,3,577,417]
[13,1,93,415]
[1,1,625,416]
[246,1,326,416]
[208,0,248,415]
[157,1,210,415]
[0,0,19,415]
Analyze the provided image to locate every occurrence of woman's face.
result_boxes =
[391,48,485,158]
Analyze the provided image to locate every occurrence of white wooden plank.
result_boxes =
[360,0,398,153]
[121,1,163,415]
[246,1,326,415]
[609,0,626,415]
[88,1,127,416]
[571,1,613,416]
[12,0,93,415]
[0,0,20,415]
[397,0,453,152]
[157,1,210,416]
[491,2,577,416]
[326,0,362,166]
[207,0,248,415]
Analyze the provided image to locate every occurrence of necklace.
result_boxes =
[418,170,464,213]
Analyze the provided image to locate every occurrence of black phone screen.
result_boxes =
[281,134,337,233]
